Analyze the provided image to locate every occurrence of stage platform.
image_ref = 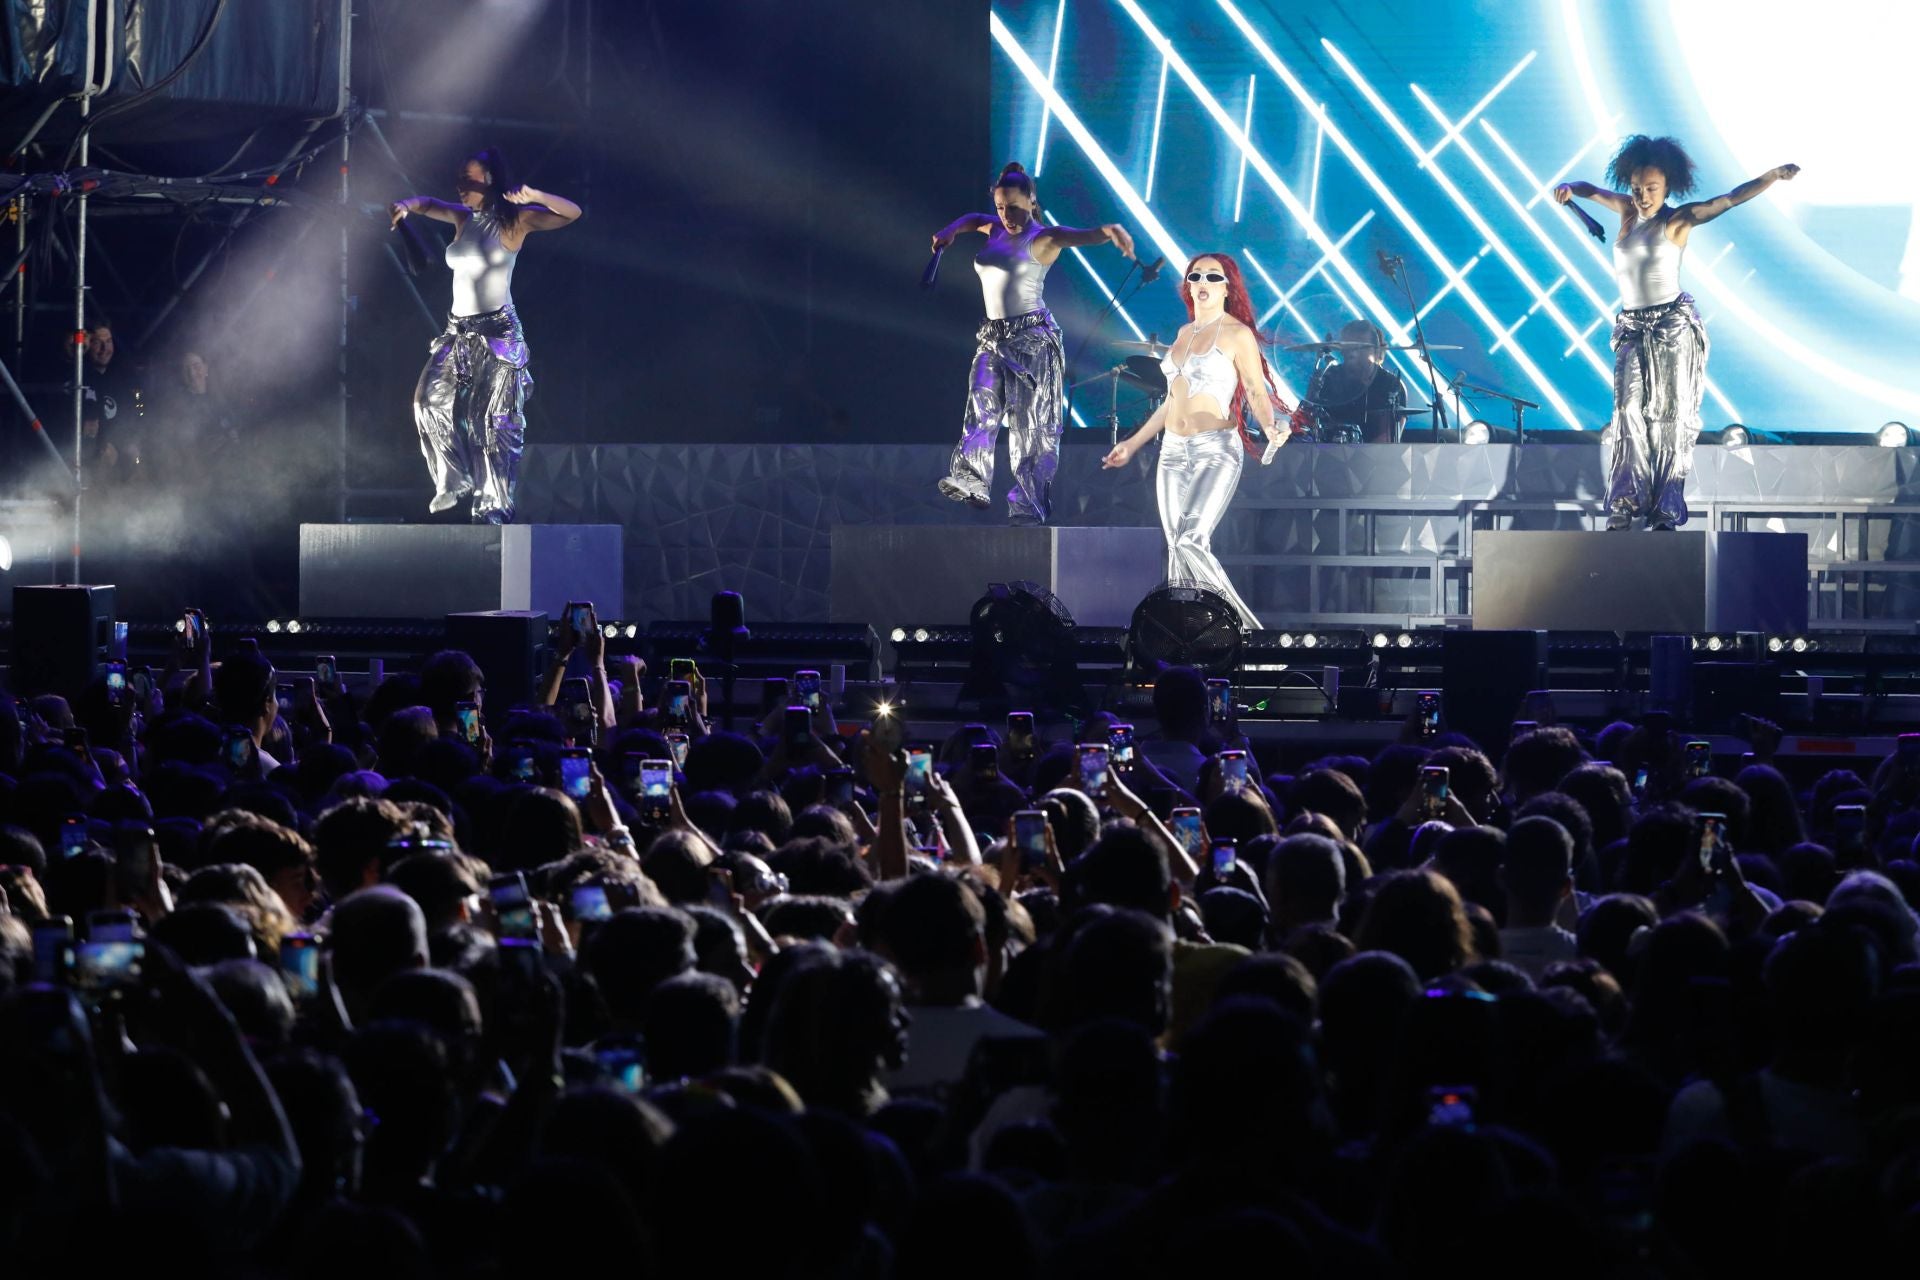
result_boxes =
[299,524,622,620]
[508,442,1920,630]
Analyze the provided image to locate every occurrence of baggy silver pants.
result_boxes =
[1157,429,1261,630]
[940,309,1064,525]
[414,305,532,523]
[1608,293,1707,526]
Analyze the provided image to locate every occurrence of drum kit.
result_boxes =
[1073,331,1537,444]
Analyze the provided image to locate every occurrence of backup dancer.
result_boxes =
[1557,137,1797,530]
[932,162,1134,525]
[390,147,581,524]
[1101,253,1289,630]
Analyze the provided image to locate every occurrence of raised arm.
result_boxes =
[1035,222,1135,260]
[503,184,582,232]
[1553,181,1631,217]
[932,212,994,251]
[390,196,468,228]
[1676,164,1799,229]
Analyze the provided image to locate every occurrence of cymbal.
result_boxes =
[1386,342,1461,351]
[1282,340,1375,353]
[1122,355,1168,393]
[1112,337,1169,354]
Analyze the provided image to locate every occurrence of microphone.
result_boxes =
[1563,202,1607,243]
[920,245,944,291]
[1376,249,1400,278]
[1140,255,1167,284]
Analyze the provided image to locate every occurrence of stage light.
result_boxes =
[1300,633,1319,648]
[0,534,11,573]
[1397,633,1415,649]
[1462,420,1492,445]
[1372,632,1389,648]
[913,628,930,643]
[265,619,283,634]
[1278,632,1295,648]
[285,620,303,635]
[889,627,906,644]
[1720,423,1750,447]
[1877,421,1911,447]
[1766,636,1783,653]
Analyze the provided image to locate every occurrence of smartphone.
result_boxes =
[74,910,144,1004]
[498,935,544,981]
[905,747,933,810]
[280,932,320,1000]
[111,620,128,663]
[1170,806,1204,857]
[1681,740,1711,780]
[783,705,813,754]
[1698,812,1726,874]
[670,658,697,681]
[561,677,598,743]
[559,748,593,802]
[490,872,538,940]
[315,655,339,690]
[1632,766,1649,799]
[1417,691,1442,740]
[566,600,594,642]
[570,883,613,924]
[1897,734,1920,770]
[32,916,74,985]
[640,758,673,824]
[971,741,1000,779]
[1421,765,1451,820]
[794,669,823,712]
[1833,803,1866,852]
[1013,809,1049,870]
[1109,723,1135,767]
[1218,748,1248,793]
[596,1037,646,1093]
[455,701,482,746]
[1006,711,1036,762]
[1078,742,1110,795]
[666,731,690,770]
[1427,1085,1478,1128]
[105,661,126,705]
[1210,837,1238,879]
[664,679,693,726]
[276,683,295,719]
[59,815,89,860]
[112,824,156,897]
[177,609,202,649]
[870,704,905,755]
[826,767,855,808]
[502,743,538,784]
[224,725,254,770]
[128,668,152,703]
[1207,678,1232,724]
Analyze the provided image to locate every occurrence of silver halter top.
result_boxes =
[1613,209,1685,311]
[974,224,1051,320]
[447,208,519,316]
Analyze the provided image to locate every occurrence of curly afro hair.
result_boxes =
[1606,134,1698,197]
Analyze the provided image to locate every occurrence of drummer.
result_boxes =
[1306,319,1406,443]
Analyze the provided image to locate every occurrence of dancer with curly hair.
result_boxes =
[931,162,1134,525]
[1100,252,1290,629]
[1558,136,1797,529]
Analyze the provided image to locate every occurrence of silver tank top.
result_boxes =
[446,209,518,316]
[974,225,1050,320]
[1613,209,1685,310]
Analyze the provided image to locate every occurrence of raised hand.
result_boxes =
[1553,183,1573,205]
[1771,164,1800,182]
[1104,224,1136,258]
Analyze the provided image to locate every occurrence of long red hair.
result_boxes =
[1177,252,1288,455]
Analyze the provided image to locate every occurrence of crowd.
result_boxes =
[2,605,1918,1278]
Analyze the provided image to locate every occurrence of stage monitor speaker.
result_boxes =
[1440,629,1547,755]
[446,611,547,712]
[9,585,115,700]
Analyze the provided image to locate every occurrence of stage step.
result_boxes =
[299,524,623,620]
[1470,530,1807,633]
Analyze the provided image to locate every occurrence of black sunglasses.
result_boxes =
[1186,271,1228,283]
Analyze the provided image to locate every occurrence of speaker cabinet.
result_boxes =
[9,585,116,700]
[444,611,549,713]
[1440,629,1547,756]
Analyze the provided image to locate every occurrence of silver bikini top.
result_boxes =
[1613,208,1685,311]
[1161,327,1238,412]
[447,209,519,316]
[974,225,1050,320]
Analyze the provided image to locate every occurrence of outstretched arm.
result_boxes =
[1036,222,1135,259]
[390,196,467,228]
[1676,164,1799,228]
[503,184,582,231]
[932,212,994,251]
[1554,181,1631,217]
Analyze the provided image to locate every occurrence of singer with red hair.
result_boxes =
[1102,252,1290,630]
[931,161,1135,524]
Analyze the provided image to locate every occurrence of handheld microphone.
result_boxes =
[1140,254,1167,284]
[920,245,944,291]
[1564,202,1607,243]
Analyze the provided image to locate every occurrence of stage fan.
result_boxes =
[1125,582,1246,678]
[961,580,1085,710]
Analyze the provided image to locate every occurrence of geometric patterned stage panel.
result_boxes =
[519,443,1920,625]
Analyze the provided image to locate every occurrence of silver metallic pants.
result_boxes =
[414,305,532,523]
[1608,294,1707,526]
[1157,429,1261,629]
[941,309,1064,525]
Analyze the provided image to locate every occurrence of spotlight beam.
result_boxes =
[1416,51,1537,169]
[1255,211,1375,326]
[1033,0,1069,175]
